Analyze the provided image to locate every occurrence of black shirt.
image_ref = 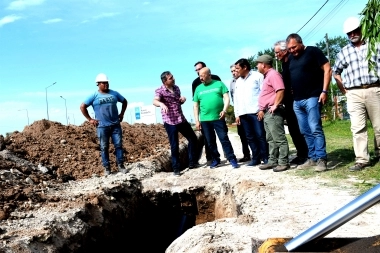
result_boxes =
[288,46,328,100]
[192,74,221,96]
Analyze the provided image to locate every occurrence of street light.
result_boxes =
[45,82,56,120]
[60,96,68,125]
[18,109,29,125]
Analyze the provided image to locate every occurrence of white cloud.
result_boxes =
[0,15,22,27]
[7,0,45,10]
[239,47,258,59]
[43,18,62,24]
[93,12,120,20]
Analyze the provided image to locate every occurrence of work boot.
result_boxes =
[118,164,127,174]
[273,164,290,172]
[349,162,370,171]
[104,167,111,176]
[297,159,317,169]
[315,159,327,172]
[259,163,277,170]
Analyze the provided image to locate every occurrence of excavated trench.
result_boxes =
[7,180,234,253]
[0,137,242,253]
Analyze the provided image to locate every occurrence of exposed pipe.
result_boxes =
[285,183,380,252]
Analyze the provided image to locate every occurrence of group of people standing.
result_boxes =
[80,16,380,177]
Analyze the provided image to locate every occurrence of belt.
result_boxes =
[346,81,380,90]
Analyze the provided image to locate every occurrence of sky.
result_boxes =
[0,0,367,135]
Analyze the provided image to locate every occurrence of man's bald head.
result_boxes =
[199,67,212,84]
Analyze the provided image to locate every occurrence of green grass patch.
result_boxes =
[291,120,380,193]
[229,120,380,193]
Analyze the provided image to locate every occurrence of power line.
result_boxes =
[303,0,349,42]
[296,0,329,33]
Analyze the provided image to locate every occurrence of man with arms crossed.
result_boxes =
[333,17,380,171]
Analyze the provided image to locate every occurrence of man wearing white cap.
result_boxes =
[80,73,128,176]
[333,17,380,171]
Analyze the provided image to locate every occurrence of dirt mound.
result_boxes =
[0,120,173,219]
[2,120,170,179]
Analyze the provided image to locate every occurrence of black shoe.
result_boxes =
[290,157,307,165]
[247,160,260,166]
[189,163,201,169]
[349,163,370,171]
[238,157,251,162]
[173,170,181,176]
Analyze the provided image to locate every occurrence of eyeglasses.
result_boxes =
[274,51,281,55]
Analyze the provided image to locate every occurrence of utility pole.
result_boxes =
[325,33,335,120]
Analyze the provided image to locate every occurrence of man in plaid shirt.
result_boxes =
[153,71,199,176]
[333,16,380,171]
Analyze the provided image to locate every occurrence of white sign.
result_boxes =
[134,105,156,124]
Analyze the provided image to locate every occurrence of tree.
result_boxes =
[360,0,380,74]
[247,49,282,71]
[315,35,349,67]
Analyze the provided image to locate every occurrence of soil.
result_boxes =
[1,119,379,253]
[0,120,171,219]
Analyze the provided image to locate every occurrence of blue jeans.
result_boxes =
[97,124,124,168]
[293,97,327,161]
[201,119,236,162]
[240,113,269,163]
[164,121,197,171]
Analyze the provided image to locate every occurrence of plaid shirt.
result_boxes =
[154,84,186,125]
[333,41,380,88]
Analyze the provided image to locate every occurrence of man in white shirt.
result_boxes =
[234,58,268,166]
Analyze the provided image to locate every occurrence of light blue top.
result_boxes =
[83,89,125,127]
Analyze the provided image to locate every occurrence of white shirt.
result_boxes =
[234,70,264,117]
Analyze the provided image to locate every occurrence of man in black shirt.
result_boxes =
[192,61,221,95]
[192,61,221,165]
[286,33,331,172]
[273,40,308,165]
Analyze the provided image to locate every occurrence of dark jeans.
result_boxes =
[97,124,124,168]
[237,124,250,158]
[197,128,213,162]
[284,99,308,159]
[164,121,197,171]
[201,119,236,162]
[239,113,269,163]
